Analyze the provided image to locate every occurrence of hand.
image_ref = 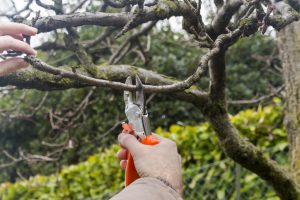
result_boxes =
[117,133,183,194]
[0,22,37,77]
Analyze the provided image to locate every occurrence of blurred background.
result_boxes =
[0,0,286,199]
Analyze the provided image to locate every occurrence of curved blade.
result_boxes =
[135,75,145,114]
[124,76,133,108]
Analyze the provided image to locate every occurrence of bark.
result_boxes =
[197,50,300,200]
[0,64,208,105]
[31,1,192,33]
[207,111,300,200]
[278,21,300,186]
[1,0,300,198]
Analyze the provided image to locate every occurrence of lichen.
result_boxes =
[128,66,140,76]
[154,0,179,18]
[239,18,255,28]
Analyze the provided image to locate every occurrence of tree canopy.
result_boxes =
[0,0,299,199]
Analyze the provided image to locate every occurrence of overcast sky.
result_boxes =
[0,0,276,46]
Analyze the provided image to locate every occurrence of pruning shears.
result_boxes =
[122,75,159,186]
[0,51,26,60]
[0,35,30,60]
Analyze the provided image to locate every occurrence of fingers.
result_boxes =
[117,149,127,160]
[0,36,37,55]
[118,133,143,157]
[120,160,127,170]
[9,34,23,40]
[117,149,128,170]
[0,58,29,77]
[0,22,37,36]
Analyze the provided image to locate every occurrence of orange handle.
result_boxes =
[122,123,159,186]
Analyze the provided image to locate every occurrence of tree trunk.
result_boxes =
[278,21,300,185]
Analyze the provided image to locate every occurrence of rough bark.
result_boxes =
[0,64,208,105]
[278,21,300,186]
[199,50,300,200]
[1,0,300,198]
[207,111,300,200]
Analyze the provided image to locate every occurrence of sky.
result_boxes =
[1,0,187,46]
[0,0,275,47]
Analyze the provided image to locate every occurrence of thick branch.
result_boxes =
[268,1,300,30]
[0,63,208,105]
[31,1,192,33]
[203,110,300,200]
[21,30,240,94]
[209,50,226,103]
[211,0,243,36]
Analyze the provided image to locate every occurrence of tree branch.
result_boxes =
[267,1,300,30]
[209,50,226,103]
[0,61,208,104]
[228,85,284,105]
[204,111,300,200]
[211,0,244,36]
[30,1,192,33]
[19,29,240,94]
[36,0,62,13]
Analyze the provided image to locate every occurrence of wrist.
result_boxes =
[154,177,182,195]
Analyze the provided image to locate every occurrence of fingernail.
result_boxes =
[31,27,38,34]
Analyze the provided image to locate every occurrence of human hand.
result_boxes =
[0,22,37,77]
[117,133,183,194]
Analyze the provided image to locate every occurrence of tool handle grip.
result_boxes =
[125,135,159,186]
[122,123,159,186]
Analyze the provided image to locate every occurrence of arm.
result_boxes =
[111,177,182,200]
[112,133,183,200]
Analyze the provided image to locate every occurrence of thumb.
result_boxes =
[0,58,29,77]
[118,133,143,157]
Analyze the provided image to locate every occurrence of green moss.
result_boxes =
[154,0,179,18]
[239,18,255,28]
[128,66,140,76]
[18,70,76,88]
[154,4,165,18]
[184,85,203,93]
[164,0,178,10]
[291,10,300,18]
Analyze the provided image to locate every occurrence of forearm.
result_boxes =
[111,177,182,200]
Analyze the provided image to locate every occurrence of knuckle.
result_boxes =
[118,133,125,142]
[1,35,13,43]
[118,133,131,145]
[168,140,177,149]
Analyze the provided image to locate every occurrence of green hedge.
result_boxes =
[0,100,286,199]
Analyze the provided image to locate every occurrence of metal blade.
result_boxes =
[135,75,145,113]
[124,76,133,108]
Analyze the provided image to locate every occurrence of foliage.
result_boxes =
[0,101,287,199]
[0,146,122,200]
[0,26,282,182]
[226,34,282,112]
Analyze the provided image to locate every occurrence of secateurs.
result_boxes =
[0,35,30,60]
[0,51,26,60]
[122,75,159,186]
